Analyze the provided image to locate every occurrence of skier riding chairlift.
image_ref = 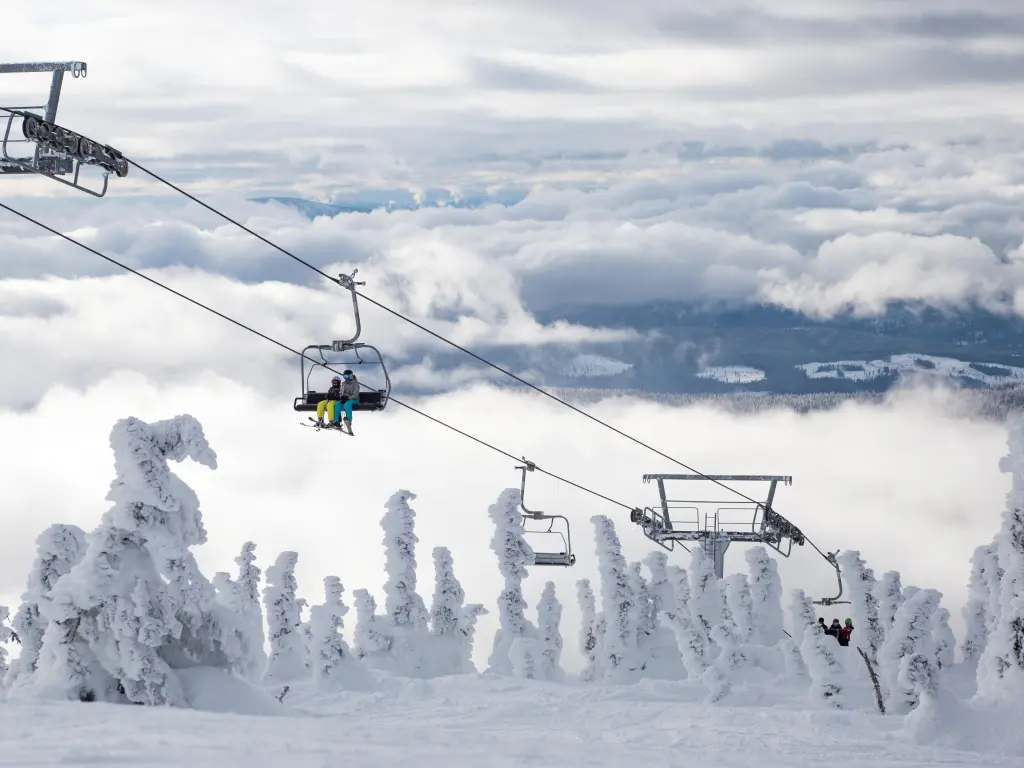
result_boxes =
[316,370,360,434]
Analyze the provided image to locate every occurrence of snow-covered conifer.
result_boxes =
[704,621,747,703]
[381,490,429,631]
[932,607,955,670]
[487,489,536,675]
[263,551,306,684]
[689,544,724,641]
[977,508,1024,698]
[428,546,478,675]
[724,574,754,644]
[510,637,538,680]
[576,578,600,682]
[456,603,488,672]
[0,606,14,680]
[535,582,564,681]
[308,576,352,684]
[662,565,709,679]
[352,589,391,658]
[794,589,845,708]
[430,546,464,637]
[644,552,674,626]
[874,571,904,639]
[836,550,884,663]
[5,523,86,688]
[591,515,636,678]
[231,541,266,681]
[629,562,655,650]
[27,416,248,706]
[744,546,784,645]
[961,542,996,664]
[878,588,942,713]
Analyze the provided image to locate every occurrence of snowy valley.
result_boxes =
[0,412,1022,767]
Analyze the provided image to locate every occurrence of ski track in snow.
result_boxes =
[0,674,1014,768]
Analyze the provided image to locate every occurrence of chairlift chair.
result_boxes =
[293,269,392,413]
[516,459,575,567]
[1,62,128,197]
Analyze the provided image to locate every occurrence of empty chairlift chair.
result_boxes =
[516,459,575,567]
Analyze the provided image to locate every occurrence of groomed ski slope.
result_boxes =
[0,670,1016,768]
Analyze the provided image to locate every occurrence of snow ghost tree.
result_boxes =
[308,576,366,687]
[836,550,884,663]
[591,515,637,680]
[689,544,724,642]
[638,553,685,680]
[976,427,1024,700]
[793,590,846,709]
[429,546,479,675]
[724,574,754,645]
[932,607,955,670]
[661,565,709,680]
[878,588,942,714]
[24,416,252,706]
[744,546,784,645]
[0,606,13,679]
[576,578,601,682]
[263,551,306,684]
[231,542,266,682]
[874,571,905,640]
[961,542,998,665]
[352,589,391,659]
[535,581,565,682]
[487,489,536,675]
[5,523,86,688]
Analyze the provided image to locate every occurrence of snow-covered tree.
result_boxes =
[0,606,14,680]
[878,588,942,714]
[836,550,884,663]
[744,546,785,645]
[724,574,754,645]
[977,509,1024,698]
[576,578,600,682]
[874,571,904,640]
[455,603,488,672]
[961,542,997,665]
[591,515,637,679]
[428,546,478,675]
[4,523,86,688]
[25,415,249,706]
[230,541,266,682]
[381,490,429,631]
[689,544,724,641]
[644,552,673,626]
[488,489,536,675]
[352,589,391,658]
[932,607,955,670]
[793,590,846,708]
[263,551,306,684]
[510,637,538,680]
[308,576,362,687]
[662,565,709,679]
[535,582,564,682]
[629,562,654,648]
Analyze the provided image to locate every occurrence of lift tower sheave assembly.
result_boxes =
[631,473,802,578]
[1,61,127,196]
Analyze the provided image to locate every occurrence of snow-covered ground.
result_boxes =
[696,366,767,383]
[560,354,633,377]
[1,670,1018,768]
[797,354,1024,385]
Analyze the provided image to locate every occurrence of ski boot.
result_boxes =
[344,418,353,435]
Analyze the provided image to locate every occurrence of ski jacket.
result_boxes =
[326,383,341,400]
[341,377,360,400]
[838,626,853,646]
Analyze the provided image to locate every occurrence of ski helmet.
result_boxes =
[343,369,353,376]
[845,618,853,625]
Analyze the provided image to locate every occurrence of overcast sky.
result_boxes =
[1,2,1022,664]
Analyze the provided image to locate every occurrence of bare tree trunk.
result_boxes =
[857,646,885,714]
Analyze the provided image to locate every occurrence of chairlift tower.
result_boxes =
[1,61,128,196]
[631,473,802,578]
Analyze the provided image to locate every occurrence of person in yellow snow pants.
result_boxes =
[316,376,343,425]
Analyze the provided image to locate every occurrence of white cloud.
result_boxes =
[0,374,1009,671]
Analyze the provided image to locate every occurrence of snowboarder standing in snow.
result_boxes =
[315,370,360,433]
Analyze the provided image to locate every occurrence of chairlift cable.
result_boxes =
[0,200,635,515]
[124,158,764,508]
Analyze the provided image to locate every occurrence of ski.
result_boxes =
[303,417,353,435]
